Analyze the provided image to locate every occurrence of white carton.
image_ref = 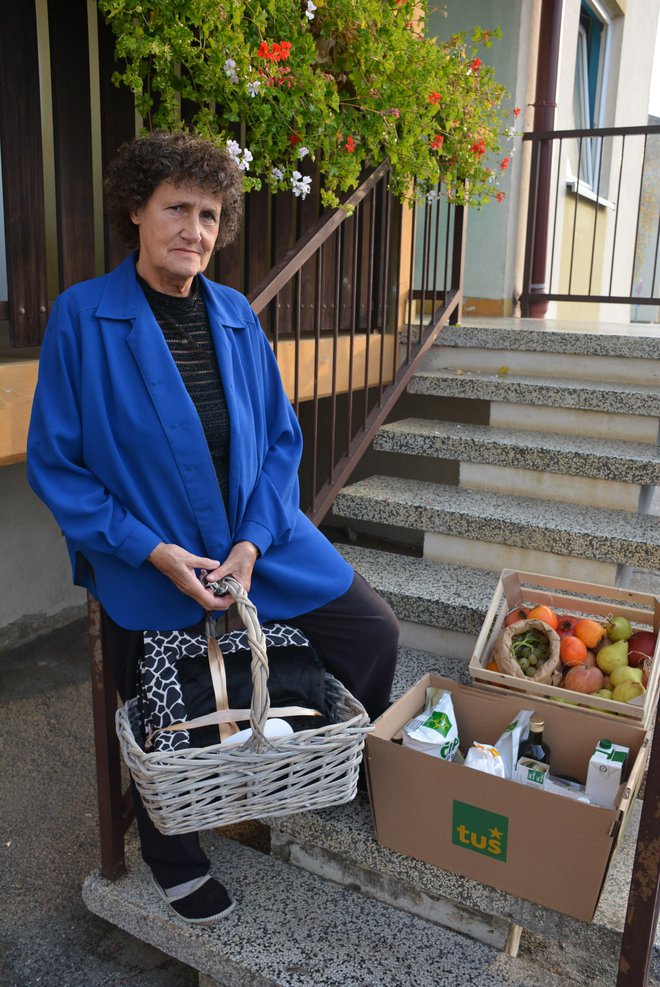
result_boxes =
[514,757,549,789]
[585,740,629,809]
[514,758,591,802]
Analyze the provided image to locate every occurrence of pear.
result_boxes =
[609,665,643,687]
[605,614,633,642]
[596,639,628,675]
[612,681,645,703]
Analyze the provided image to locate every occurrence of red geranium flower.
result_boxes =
[289,131,301,146]
[470,57,482,73]
[470,140,486,156]
[513,106,521,118]
[428,91,442,105]
[258,40,292,62]
[345,135,356,153]
[496,191,504,203]
[500,156,510,170]
[430,133,444,150]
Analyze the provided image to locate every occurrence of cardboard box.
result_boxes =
[365,674,650,921]
[469,570,660,728]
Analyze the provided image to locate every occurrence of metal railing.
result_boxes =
[249,165,466,524]
[521,124,660,316]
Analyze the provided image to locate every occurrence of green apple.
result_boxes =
[596,639,628,675]
[609,665,644,688]
[612,681,645,703]
[594,689,614,699]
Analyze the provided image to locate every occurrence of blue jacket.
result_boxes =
[27,254,353,629]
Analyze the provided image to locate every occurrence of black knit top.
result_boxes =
[138,274,230,506]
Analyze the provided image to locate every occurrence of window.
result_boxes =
[572,0,610,189]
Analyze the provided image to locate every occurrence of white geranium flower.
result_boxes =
[271,166,284,182]
[291,171,312,199]
[224,58,238,84]
[305,1,317,20]
[226,140,253,171]
[247,80,261,98]
[297,146,310,160]
[226,139,242,165]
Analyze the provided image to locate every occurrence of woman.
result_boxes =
[27,132,399,925]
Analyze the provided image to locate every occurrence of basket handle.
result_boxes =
[206,575,277,750]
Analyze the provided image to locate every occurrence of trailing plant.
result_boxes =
[97,0,517,208]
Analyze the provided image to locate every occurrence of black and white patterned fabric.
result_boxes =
[138,623,325,753]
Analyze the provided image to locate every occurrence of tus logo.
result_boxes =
[452,801,508,862]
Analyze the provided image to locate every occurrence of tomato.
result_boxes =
[574,618,606,650]
[527,605,558,630]
[504,607,529,627]
[560,635,588,667]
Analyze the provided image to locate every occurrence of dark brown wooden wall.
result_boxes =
[0,2,397,350]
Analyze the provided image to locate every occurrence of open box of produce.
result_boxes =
[365,674,650,921]
[469,570,660,728]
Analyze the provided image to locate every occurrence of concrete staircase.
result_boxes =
[83,321,660,986]
[331,321,660,658]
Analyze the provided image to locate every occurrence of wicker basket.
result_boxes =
[115,578,371,835]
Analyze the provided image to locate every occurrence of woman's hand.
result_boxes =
[204,541,259,610]
[147,542,222,611]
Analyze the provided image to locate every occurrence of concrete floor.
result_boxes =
[0,619,199,987]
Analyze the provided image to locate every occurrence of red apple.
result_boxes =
[627,630,657,668]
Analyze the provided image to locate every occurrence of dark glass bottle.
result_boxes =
[518,716,551,766]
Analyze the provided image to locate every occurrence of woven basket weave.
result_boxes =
[115,577,371,835]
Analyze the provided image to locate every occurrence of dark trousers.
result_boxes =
[102,571,399,887]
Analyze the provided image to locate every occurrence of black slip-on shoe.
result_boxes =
[152,874,236,924]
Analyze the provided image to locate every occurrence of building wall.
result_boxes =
[427,0,660,322]
[545,0,660,321]
[426,1,533,315]
[0,463,86,650]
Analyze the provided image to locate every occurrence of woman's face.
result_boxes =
[130,181,223,296]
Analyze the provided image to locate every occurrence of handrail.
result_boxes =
[524,124,660,141]
[521,123,660,316]
[247,162,390,314]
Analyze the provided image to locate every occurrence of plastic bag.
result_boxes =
[493,709,535,780]
[464,743,506,777]
[402,688,460,761]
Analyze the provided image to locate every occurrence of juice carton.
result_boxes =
[585,739,629,809]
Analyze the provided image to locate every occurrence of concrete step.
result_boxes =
[82,830,571,987]
[409,367,660,418]
[333,475,660,574]
[429,323,660,385]
[374,418,660,487]
[269,787,659,987]
[335,544,497,658]
[488,403,659,445]
[264,646,660,987]
[438,322,660,360]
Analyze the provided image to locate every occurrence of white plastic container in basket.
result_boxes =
[469,569,660,728]
[116,578,371,835]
